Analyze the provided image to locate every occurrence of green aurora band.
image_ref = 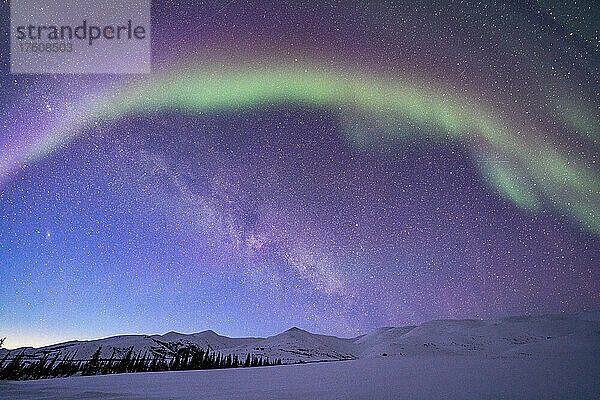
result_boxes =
[26,64,600,235]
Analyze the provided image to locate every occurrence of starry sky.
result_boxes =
[0,0,599,349]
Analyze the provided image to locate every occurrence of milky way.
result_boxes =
[0,0,598,348]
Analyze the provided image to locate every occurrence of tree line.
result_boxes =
[0,344,282,381]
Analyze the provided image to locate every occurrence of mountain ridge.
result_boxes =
[2,310,599,363]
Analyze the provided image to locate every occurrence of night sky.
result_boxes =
[1,0,599,349]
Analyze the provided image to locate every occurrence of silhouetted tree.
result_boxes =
[82,346,102,376]
[0,343,283,381]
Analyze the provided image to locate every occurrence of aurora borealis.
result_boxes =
[8,65,599,234]
[1,0,599,348]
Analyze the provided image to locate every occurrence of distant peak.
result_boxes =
[286,326,306,333]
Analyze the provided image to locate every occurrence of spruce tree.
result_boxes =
[83,346,102,376]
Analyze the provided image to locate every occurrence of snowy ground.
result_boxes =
[2,354,599,400]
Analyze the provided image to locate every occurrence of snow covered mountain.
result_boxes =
[221,327,358,363]
[357,312,600,358]
[2,311,599,363]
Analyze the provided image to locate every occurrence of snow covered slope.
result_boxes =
[0,330,263,361]
[2,311,599,363]
[220,327,358,363]
[356,313,600,358]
